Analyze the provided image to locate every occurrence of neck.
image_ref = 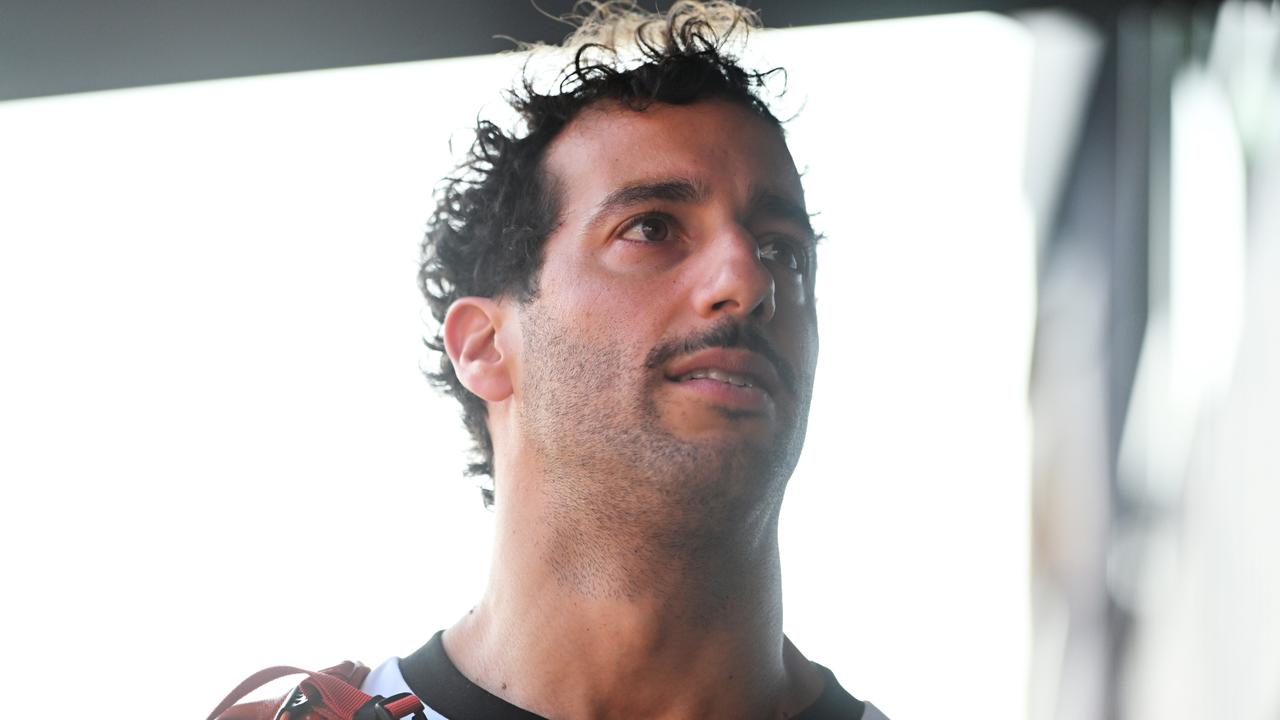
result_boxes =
[442,461,820,719]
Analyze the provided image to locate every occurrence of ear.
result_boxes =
[443,297,514,403]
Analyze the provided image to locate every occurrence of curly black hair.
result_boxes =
[419,1,786,507]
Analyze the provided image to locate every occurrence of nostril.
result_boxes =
[712,299,735,312]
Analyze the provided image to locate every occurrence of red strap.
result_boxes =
[207,665,424,720]
[383,695,425,717]
[295,668,378,717]
[208,666,314,719]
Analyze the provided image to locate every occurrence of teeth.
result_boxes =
[675,369,755,388]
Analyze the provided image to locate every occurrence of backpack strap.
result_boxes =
[208,662,424,720]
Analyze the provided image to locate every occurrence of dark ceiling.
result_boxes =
[0,0,1183,103]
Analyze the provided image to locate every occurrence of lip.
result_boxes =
[663,348,783,400]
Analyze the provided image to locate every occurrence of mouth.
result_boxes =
[670,367,761,388]
[662,349,782,411]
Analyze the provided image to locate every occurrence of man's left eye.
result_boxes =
[759,238,806,274]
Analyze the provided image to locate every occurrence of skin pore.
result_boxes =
[441,99,822,719]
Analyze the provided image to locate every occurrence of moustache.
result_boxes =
[642,319,798,397]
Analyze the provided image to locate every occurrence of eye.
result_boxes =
[759,237,807,274]
[618,214,672,244]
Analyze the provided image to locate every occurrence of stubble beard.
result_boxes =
[517,301,812,618]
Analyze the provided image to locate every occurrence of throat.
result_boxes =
[537,481,783,621]
[448,583,795,720]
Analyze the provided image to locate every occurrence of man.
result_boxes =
[217,2,887,718]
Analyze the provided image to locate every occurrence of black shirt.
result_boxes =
[398,631,867,719]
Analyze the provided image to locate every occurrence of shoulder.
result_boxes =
[861,701,892,720]
[798,663,892,720]
[360,656,414,698]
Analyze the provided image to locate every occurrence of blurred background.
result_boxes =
[1,1,1276,718]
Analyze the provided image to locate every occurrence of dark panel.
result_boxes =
[0,0,1175,102]
[0,0,579,102]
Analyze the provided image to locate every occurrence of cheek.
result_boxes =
[572,262,678,330]
[776,304,819,371]
[772,270,809,308]
[549,281,669,364]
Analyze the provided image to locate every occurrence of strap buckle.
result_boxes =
[355,693,424,720]
[271,685,310,720]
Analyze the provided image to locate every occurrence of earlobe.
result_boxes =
[443,297,514,403]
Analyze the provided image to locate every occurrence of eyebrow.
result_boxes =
[589,178,710,226]
[748,188,816,240]
[587,176,814,239]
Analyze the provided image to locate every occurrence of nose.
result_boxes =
[692,225,776,323]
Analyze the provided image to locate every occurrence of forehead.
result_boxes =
[542,99,805,212]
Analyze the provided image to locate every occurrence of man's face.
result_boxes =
[510,99,818,517]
